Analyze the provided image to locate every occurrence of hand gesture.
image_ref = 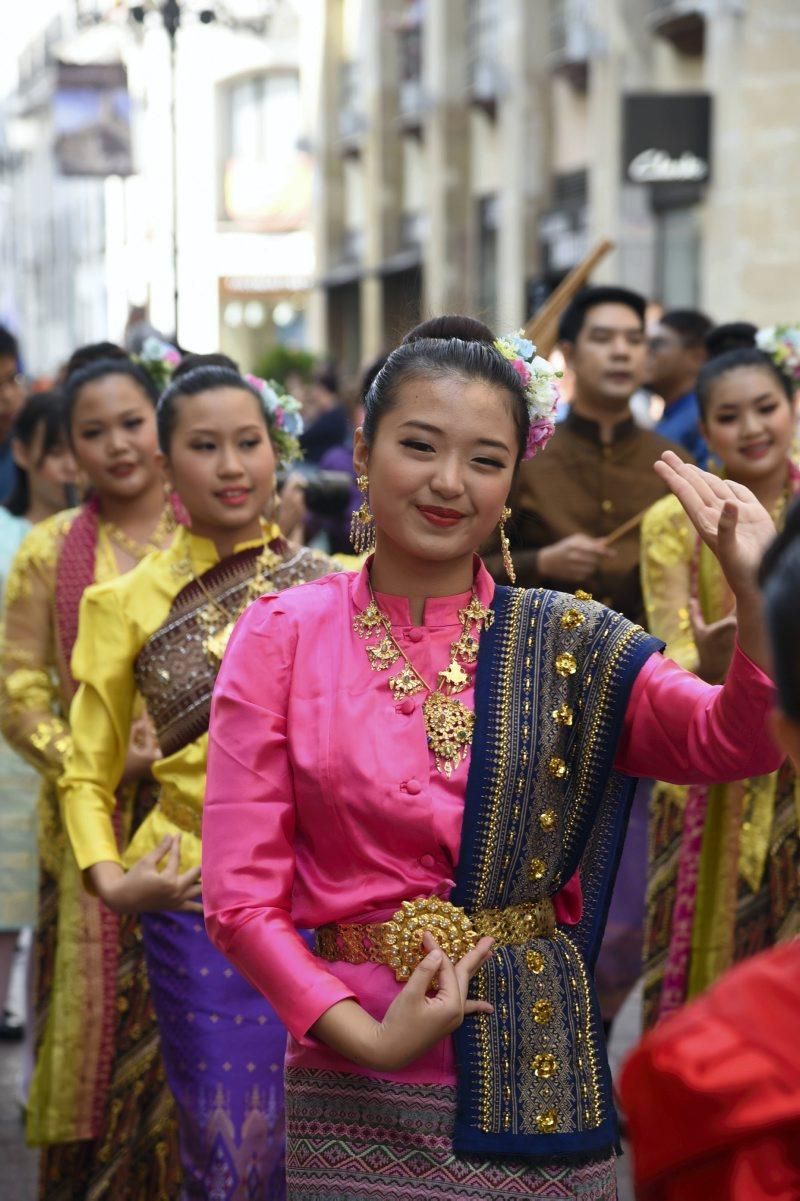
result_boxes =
[689,597,737,684]
[364,931,495,1072]
[121,712,161,785]
[94,835,202,915]
[538,533,616,583]
[654,451,777,599]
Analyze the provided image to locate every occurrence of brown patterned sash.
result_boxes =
[134,543,334,757]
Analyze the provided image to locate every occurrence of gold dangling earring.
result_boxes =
[499,505,516,584]
[350,475,375,554]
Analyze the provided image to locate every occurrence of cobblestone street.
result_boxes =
[0,1042,37,1201]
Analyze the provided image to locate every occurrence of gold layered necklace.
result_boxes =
[354,584,493,776]
[103,504,177,562]
[190,543,283,664]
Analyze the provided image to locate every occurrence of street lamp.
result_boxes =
[128,1,273,343]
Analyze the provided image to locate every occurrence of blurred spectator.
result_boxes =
[494,285,689,624]
[299,365,349,463]
[0,325,27,503]
[619,505,800,1201]
[647,309,714,468]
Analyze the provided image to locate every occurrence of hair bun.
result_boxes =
[402,315,495,346]
[705,322,758,360]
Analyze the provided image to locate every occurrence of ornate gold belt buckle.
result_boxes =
[380,896,478,981]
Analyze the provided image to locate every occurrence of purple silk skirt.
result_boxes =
[141,910,289,1201]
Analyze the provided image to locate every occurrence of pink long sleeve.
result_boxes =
[203,597,356,1043]
[615,643,784,783]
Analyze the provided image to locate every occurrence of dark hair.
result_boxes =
[313,364,339,395]
[704,322,758,359]
[359,354,389,405]
[156,365,266,453]
[660,309,714,348]
[5,390,68,517]
[172,351,239,380]
[64,341,128,379]
[0,324,19,363]
[557,286,646,343]
[64,358,160,438]
[696,347,793,420]
[760,498,800,719]
[363,314,530,460]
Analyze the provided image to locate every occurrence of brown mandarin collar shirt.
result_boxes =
[499,409,691,624]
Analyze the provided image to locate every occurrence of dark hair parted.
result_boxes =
[363,315,531,461]
[660,309,714,347]
[156,365,267,453]
[759,498,800,719]
[171,351,239,380]
[64,358,160,437]
[5,390,68,517]
[64,341,128,379]
[557,285,646,343]
[696,347,793,421]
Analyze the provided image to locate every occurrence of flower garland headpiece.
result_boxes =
[756,324,800,384]
[493,331,562,459]
[136,335,182,392]
[244,374,304,468]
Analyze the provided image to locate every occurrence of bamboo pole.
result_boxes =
[523,239,615,357]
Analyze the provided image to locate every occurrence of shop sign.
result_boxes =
[622,93,711,186]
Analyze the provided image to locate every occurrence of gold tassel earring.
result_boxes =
[350,475,376,554]
[499,505,516,584]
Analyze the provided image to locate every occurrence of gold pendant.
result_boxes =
[422,691,475,777]
[458,596,494,630]
[204,621,236,664]
[353,601,384,638]
[366,637,401,670]
[438,659,469,694]
[450,630,479,665]
[389,666,424,699]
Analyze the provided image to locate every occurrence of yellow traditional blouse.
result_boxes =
[59,522,285,877]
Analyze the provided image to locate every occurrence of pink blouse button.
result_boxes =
[419,853,435,869]
[407,628,424,643]
[403,778,422,795]
[398,699,416,715]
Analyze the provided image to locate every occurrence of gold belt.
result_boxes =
[315,894,556,982]
[158,792,202,839]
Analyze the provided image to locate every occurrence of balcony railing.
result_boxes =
[550,0,593,89]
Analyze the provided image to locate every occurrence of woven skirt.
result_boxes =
[285,1068,617,1200]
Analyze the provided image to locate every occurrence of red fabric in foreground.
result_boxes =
[620,941,800,1200]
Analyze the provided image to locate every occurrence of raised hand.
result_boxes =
[689,597,737,684]
[654,451,776,599]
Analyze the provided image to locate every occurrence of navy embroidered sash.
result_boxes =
[452,586,662,1161]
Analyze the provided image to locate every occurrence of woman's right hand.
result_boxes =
[311,932,495,1073]
[689,597,737,683]
[89,835,202,915]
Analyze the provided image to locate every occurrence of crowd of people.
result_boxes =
[0,287,797,1201]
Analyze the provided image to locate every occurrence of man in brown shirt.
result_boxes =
[498,285,690,624]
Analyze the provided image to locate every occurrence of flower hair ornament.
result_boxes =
[136,335,182,392]
[756,324,800,384]
[493,331,562,459]
[244,374,304,469]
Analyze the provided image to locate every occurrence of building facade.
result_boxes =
[309,0,800,376]
[0,0,314,376]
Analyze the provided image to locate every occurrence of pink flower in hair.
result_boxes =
[524,419,555,460]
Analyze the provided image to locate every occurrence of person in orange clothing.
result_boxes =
[619,501,800,1201]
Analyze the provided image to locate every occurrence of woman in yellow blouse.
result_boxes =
[60,365,342,1200]
[641,339,800,1027]
[0,355,182,1199]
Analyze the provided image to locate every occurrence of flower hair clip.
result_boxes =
[493,331,562,459]
[136,336,182,391]
[244,374,304,468]
[756,324,800,384]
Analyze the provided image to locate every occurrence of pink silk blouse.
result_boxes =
[203,560,783,1086]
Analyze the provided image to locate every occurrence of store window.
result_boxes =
[218,71,310,230]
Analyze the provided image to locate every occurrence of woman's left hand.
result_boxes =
[654,451,776,599]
